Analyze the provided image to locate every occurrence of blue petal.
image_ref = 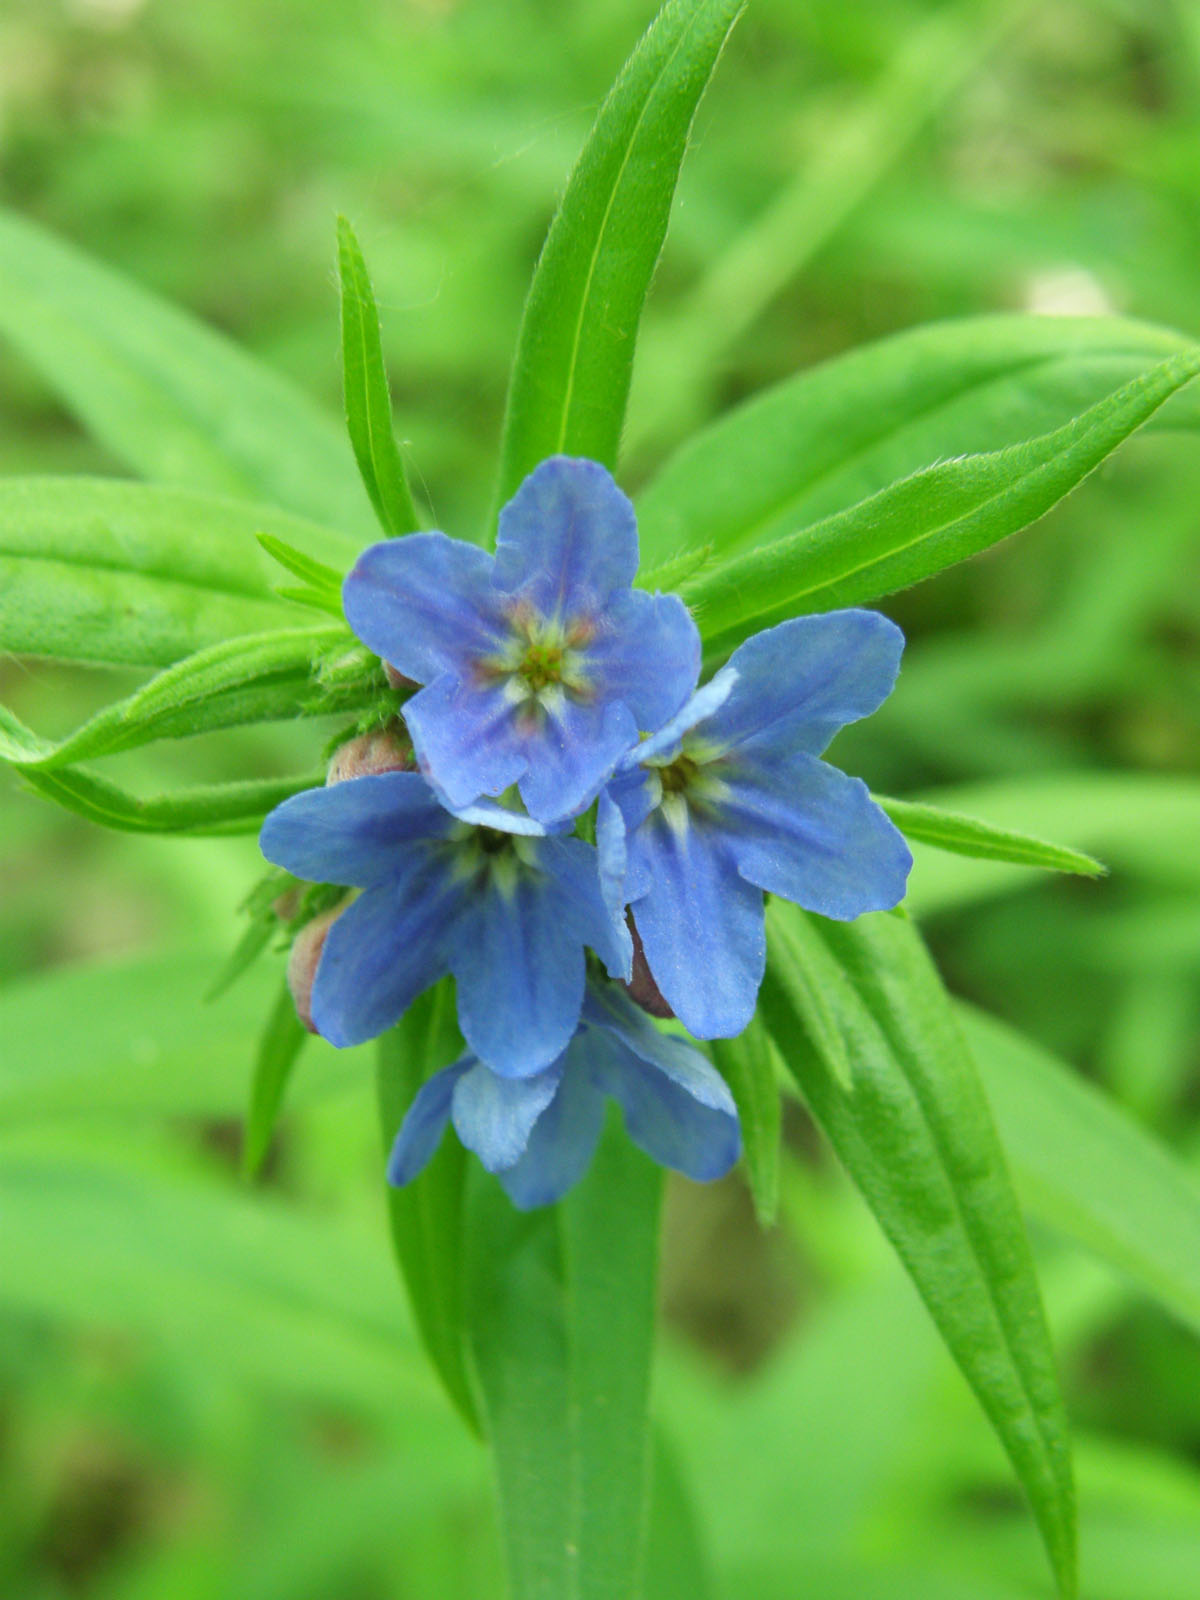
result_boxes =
[343,533,505,683]
[492,458,639,616]
[310,856,465,1046]
[386,1057,472,1186]
[704,611,904,757]
[584,589,699,733]
[517,696,640,824]
[260,772,454,887]
[627,812,766,1039]
[722,748,912,919]
[578,1023,740,1183]
[447,872,586,1078]
[536,835,632,980]
[494,1058,607,1209]
[622,668,738,769]
[448,795,548,835]
[404,675,528,810]
[451,1059,564,1171]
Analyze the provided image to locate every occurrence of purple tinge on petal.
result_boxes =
[516,696,640,825]
[703,610,905,757]
[403,674,528,810]
[494,1059,607,1209]
[310,855,466,1047]
[722,747,912,919]
[627,811,766,1040]
[386,1057,472,1186]
[343,532,505,684]
[451,1059,564,1172]
[492,457,639,616]
[259,771,456,887]
[584,589,700,734]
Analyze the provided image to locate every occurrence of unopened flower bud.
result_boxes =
[286,904,345,1033]
[622,917,674,1020]
[383,662,417,691]
[326,725,413,785]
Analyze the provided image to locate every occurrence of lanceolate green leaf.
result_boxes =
[494,0,743,510]
[242,977,310,1178]
[0,208,372,534]
[337,217,421,538]
[709,1018,781,1226]
[14,765,319,835]
[681,349,1200,656]
[0,476,355,668]
[761,904,1077,1599]
[963,1005,1200,1340]
[636,313,1200,571]
[877,796,1105,878]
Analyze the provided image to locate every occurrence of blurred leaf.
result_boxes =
[964,1005,1200,1341]
[377,983,480,1434]
[337,217,421,538]
[761,904,1077,1599]
[681,349,1200,657]
[13,764,318,836]
[708,1016,782,1225]
[636,313,1200,571]
[878,796,1105,877]
[242,977,309,1178]
[0,476,354,668]
[467,1116,662,1600]
[643,1431,716,1600]
[495,0,743,510]
[0,208,372,534]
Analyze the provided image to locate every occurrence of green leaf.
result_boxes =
[963,1005,1200,1341]
[257,531,344,595]
[494,0,743,510]
[877,796,1106,878]
[680,348,1200,657]
[708,1016,782,1226]
[636,313,1200,571]
[467,1116,662,1600]
[242,977,309,1178]
[337,217,422,538]
[0,476,355,668]
[376,983,481,1434]
[0,207,372,533]
[12,764,319,835]
[761,903,1077,1599]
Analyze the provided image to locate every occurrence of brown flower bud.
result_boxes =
[286,904,345,1033]
[325,724,413,785]
[622,916,674,1020]
[383,662,417,691]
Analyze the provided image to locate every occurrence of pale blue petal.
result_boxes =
[494,1061,607,1209]
[451,1059,564,1171]
[492,457,638,616]
[585,590,699,732]
[536,835,632,980]
[723,749,912,919]
[310,858,464,1046]
[404,675,528,810]
[446,796,547,836]
[705,611,904,756]
[260,772,454,887]
[622,668,738,769]
[517,696,640,824]
[343,533,505,684]
[386,1057,472,1185]
[627,812,765,1039]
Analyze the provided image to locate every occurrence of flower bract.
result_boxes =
[599,611,913,1039]
[387,983,741,1208]
[342,455,699,824]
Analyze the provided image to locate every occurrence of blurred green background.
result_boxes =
[2,0,1199,1595]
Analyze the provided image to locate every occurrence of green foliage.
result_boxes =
[242,977,309,1178]
[878,795,1106,877]
[708,1017,782,1226]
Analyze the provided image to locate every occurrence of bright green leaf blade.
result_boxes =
[708,1017,782,1226]
[494,0,743,509]
[878,796,1106,877]
[376,983,481,1434]
[13,765,319,835]
[762,904,1077,1599]
[337,217,421,538]
[0,208,372,534]
[257,531,344,594]
[467,1116,662,1600]
[681,349,1200,655]
[242,977,309,1178]
[963,1005,1200,1340]
[0,476,355,668]
[636,313,1200,571]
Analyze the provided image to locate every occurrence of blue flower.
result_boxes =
[342,456,699,825]
[599,611,913,1040]
[259,772,630,1075]
[387,983,741,1209]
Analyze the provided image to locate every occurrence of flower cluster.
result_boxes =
[260,457,911,1206]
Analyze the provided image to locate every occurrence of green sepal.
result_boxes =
[242,977,309,1178]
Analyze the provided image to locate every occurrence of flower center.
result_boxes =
[518,641,566,693]
[657,753,700,795]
